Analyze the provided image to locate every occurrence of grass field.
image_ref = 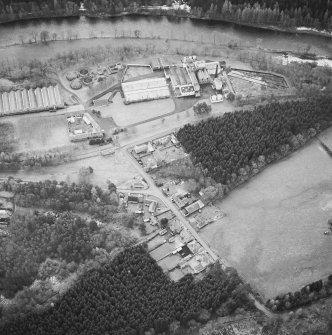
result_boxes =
[99,93,175,126]
[200,134,332,300]
[0,151,137,188]
[11,114,70,152]
[123,65,152,82]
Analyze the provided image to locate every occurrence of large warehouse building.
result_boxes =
[0,85,63,115]
[122,77,170,104]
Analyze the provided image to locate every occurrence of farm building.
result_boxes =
[194,60,206,70]
[67,113,104,142]
[173,195,189,209]
[205,61,221,75]
[167,66,200,97]
[182,55,197,63]
[134,144,148,155]
[122,77,170,104]
[128,194,144,204]
[151,58,163,71]
[15,90,23,111]
[149,200,158,214]
[196,69,212,84]
[182,200,205,216]
[0,85,63,115]
[213,77,223,91]
[34,87,43,107]
[21,90,29,110]
[2,93,10,114]
[28,88,38,110]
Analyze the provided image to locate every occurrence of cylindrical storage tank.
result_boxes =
[28,88,37,110]
[22,89,30,111]
[70,79,82,90]
[83,76,92,86]
[79,68,89,77]
[66,71,79,81]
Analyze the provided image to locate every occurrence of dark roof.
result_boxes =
[179,245,191,258]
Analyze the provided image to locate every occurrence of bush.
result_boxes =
[89,138,105,145]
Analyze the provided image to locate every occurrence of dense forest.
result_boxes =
[0,246,253,335]
[177,97,332,187]
[0,0,331,30]
[0,210,135,298]
[189,0,332,30]
[0,177,138,324]
[1,178,121,220]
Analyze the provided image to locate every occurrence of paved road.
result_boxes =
[121,144,274,318]
[123,149,221,263]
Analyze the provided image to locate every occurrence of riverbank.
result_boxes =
[0,9,331,41]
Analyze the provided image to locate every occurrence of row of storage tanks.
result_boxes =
[0,85,63,115]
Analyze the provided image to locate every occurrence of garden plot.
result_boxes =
[159,145,187,164]
[147,235,167,250]
[144,222,158,235]
[158,254,182,272]
[150,243,174,261]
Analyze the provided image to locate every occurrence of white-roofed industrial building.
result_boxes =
[122,77,170,104]
[0,85,64,115]
[167,66,200,97]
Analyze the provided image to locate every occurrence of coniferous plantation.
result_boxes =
[1,246,252,335]
[177,97,332,187]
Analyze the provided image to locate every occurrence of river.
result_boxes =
[0,15,331,58]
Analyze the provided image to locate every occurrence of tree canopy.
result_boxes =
[177,97,332,186]
[0,0,330,30]
[0,246,252,335]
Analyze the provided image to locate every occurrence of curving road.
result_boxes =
[121,143,274,318]
[123,148,222,264]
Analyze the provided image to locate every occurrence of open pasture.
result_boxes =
[99,93,175,127]
[11,114,70,152]
[200,136,332,299]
